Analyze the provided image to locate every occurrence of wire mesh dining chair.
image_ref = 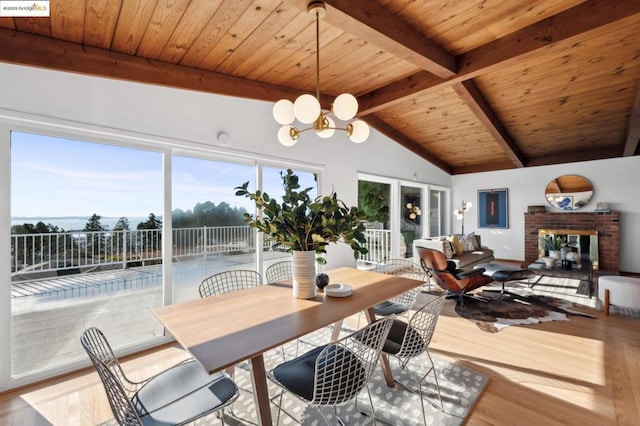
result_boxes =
[80,327,239,425]
[267,315,395,425]
[199,269,262,297]
[381,294,446,422]
[265,260,293,284]
[358,259,426,328]
[199,269,291,371]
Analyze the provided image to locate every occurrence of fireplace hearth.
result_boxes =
[525,211,619,272]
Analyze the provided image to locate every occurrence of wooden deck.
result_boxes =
[9,252,286,299]
[11,267,161,298]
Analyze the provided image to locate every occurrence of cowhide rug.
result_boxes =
[454,290,595,333]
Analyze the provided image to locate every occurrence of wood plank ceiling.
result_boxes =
[0,0,639,174]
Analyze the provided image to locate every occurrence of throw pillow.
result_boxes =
[442,240,455,259]
[447,235,463,256]
[466,232,481,251]
[457,234,475,252]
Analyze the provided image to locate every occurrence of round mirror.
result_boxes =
[545,175,593,210]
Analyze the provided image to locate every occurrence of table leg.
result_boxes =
[365,308,395,388]
[249,354,273,425]
[330,319,344,342]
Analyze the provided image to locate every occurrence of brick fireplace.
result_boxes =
[524,211,620,272]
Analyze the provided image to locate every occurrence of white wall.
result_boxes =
[0,63,450,209]
[452,157,640,273]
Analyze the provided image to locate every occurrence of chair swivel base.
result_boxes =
[445,290,488,306]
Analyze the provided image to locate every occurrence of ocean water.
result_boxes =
[11,217,153,231]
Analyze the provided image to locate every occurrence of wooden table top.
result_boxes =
[152,267,424,373]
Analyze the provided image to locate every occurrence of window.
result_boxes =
[358,174,450,264]
[171,156,256,303]
[2,126,323,389]
[10,131,164,378]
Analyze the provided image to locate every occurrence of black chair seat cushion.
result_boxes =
[373,300,409,316]
[272,344,366,404]
[491,269,536,282]
[132,360,237,425]
[382,320,425,357]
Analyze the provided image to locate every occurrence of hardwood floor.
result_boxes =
[1,290,639,425]
[430,296,640,426]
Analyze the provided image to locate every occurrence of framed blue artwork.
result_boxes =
[478,188,508,229]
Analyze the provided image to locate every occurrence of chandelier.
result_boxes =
[406,202,422,221]
[454,201,472,234]
[272,1,369,146]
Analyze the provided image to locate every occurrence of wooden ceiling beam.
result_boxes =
[452,160,518,175]
[359,0,640,115]
[364,115,452,174]
[623,80,640,156]
[0,28,304,104]
[526,146,622,168]
[455,145,622,174]
[282,0,456,79]
[452,80,526,168]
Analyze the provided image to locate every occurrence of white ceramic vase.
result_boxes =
[292,250,317,299]
[542,256,557,268]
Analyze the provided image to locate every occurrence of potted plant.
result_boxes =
[539,235,564,266]
[235,169,368,298]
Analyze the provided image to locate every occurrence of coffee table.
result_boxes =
[527,258,594,297]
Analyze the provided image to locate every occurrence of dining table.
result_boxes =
[152,266,424,425]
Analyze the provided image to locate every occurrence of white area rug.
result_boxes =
[224,326,489,425]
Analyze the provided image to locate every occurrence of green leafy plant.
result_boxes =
[235,169,368,264]
[539,235,563,252]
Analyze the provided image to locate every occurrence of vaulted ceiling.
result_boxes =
[1,0,639,174]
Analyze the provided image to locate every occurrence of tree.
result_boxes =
[83,214,106,260]
[358,181,390,226]
[84,214,106,232]
[111,217,130,255]
[11,222,64,268]
[137,213,162,230]
[113,217,130,231]
[137,213,162,253]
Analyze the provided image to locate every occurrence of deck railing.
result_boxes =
[10,226,259,277]
[11,226,392,277]
[360,228,392,264]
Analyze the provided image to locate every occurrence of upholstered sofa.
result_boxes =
[412,234,494,270]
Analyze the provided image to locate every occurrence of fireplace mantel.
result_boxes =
[524,211,619,272]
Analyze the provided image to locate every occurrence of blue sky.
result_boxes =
[11,131,316,218]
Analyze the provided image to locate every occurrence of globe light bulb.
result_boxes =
[273,99,295,125]
[333,93,358,120]
[293,94,321,124]
[348,119,369,143]
[278,126,298,146]
[317,116,335,138]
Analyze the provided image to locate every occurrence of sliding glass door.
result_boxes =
[171,156,256,304]
[2,126,324,389]
[9,131,164,378]
[358,178,392,263]
[358,174,450,264]
[401,185,423,258]
[429,188,448,237]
